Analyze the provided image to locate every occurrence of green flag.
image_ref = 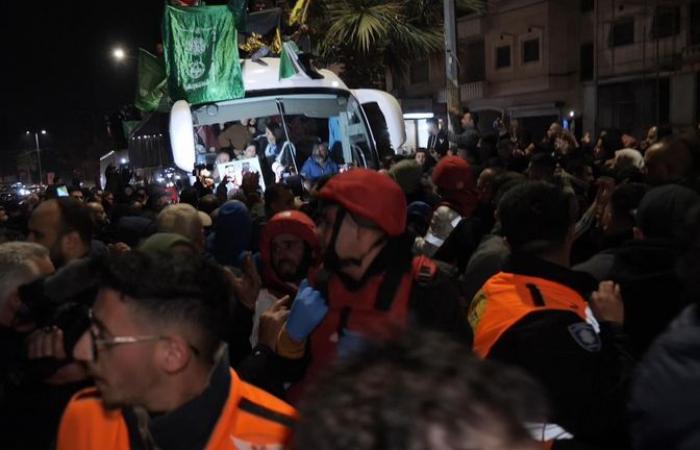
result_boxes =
[279,41,302,80]
[135,49,168,112]
[163,5,244,105]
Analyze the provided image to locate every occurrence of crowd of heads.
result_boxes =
[3,115,700,450]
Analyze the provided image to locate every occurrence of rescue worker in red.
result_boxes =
[415,156,483,272]
[57,251,295,450]
[468,181,635,449]
[275,169,471,400]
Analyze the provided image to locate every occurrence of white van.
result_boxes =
[169,57,406,183]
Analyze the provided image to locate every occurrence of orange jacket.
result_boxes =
[57,368,296,450]
[469,272,594,358]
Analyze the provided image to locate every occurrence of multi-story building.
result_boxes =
[391,0,700,144]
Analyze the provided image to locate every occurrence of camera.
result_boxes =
[17,258,101,371]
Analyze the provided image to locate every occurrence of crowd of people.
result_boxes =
[1,111,700,450]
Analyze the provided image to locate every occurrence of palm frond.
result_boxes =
[324,1,403,53]
[390,22,443,53]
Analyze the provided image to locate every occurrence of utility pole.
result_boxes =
[444,0,460,131]
[26,130,45,185]
[34,132,43,186]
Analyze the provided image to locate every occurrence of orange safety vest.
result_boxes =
[57,368,296,450]
[469,271,593,358]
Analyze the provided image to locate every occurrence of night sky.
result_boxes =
[0,1,165,154]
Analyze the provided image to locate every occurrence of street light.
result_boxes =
[25,130,46,186]
[112,47,126,61]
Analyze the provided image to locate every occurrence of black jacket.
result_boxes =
[432,216,484,273]
[451,127,479,152]
[462,233,510,302]
[488,254,636,449]
[629,304,700,450]
[0,329,90,450]
[427,130,449,156]
[609,239,685,355]
[576,238,686,356]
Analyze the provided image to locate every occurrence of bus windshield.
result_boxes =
[191,93,378,185]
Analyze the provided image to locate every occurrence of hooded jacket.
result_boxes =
[259,211,320,298]
[629,304,700,450]
[207,201,252,268]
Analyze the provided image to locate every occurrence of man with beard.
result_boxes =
[251,210,320,346]
[27,198,94,269]
[224,211,320,398]
[57,252,295,450]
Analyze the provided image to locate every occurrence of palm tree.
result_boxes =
[288,0,485,87]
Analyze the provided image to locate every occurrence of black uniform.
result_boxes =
[485,254,636,450]
[629,304,700,450]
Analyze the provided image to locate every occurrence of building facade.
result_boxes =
[392,0,700,142]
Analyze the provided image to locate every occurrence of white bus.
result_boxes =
[169,56,406,184]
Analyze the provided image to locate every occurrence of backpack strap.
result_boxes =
[412,255,438,285]
[374,262,410,311]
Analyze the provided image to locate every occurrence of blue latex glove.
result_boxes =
[286,278,329,342]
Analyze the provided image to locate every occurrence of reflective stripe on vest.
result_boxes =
[469,272,592,358]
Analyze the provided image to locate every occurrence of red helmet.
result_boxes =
[261,210,320,265]
[318,169,406,236]
[432,156,476,192]
[260,210,320,294]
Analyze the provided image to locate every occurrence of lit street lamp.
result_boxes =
[25,130,46,185]
[112,47,126,62]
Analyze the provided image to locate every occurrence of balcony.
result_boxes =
[460,81,486,102]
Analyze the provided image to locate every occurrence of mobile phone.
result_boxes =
[56,185,69,197]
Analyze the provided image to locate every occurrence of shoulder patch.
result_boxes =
[468,289,488,331]
[239,398,295,428]
[567,322,601,352]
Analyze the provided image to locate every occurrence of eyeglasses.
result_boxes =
[87,309,200,361]
[88,309,162,361]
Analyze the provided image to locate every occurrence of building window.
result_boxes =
[651,5,680,39]
[496,45,511,69]
[580,0,594,13]
[460,40,485,82]
[580,42,594,81]
[410,59,429,84]
[522,38,540,63]
[609,18,634,47]
[692,2,700,45]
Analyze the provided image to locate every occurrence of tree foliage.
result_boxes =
[287,0,485,88]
